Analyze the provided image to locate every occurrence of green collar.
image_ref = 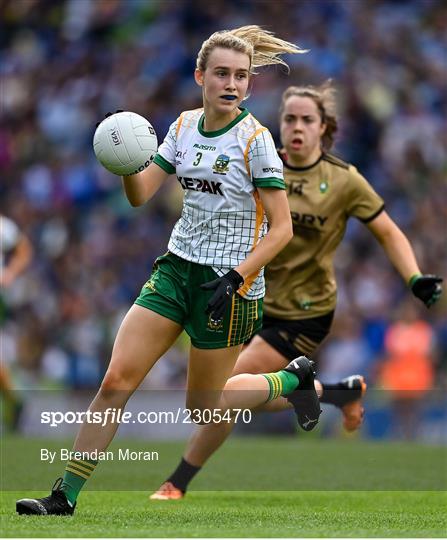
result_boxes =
[198,108,249,138]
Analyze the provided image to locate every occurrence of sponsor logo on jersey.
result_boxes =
[262,167,282,174]
[288,179,308,196]
[291,212,328,228]
[193,143,217,151]
[177,176,224,196]
[212,154,230,175]
[319,181,329,193]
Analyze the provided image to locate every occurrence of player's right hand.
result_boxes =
[410,274,443,308]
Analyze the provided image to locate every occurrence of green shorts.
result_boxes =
[135,252,263,349]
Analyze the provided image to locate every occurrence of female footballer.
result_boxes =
[150,81,443,499]
[16,27,323,515]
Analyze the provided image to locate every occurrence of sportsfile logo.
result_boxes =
[41,407,252,427]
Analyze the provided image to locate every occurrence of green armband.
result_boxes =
[408,273,422,288]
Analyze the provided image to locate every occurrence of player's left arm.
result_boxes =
[234,187,293,281]
[0,233,33,288]
[366,210,443,307]
[200,188,292,324]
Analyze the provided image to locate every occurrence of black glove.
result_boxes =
[200,270,244,324]
[410,274,443,308]
[95,109,124,128]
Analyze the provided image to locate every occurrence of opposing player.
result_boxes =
[151,81,443,499]
[16,26,322,516]
[1,215,33,431]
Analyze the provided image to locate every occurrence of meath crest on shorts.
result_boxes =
[212,154,230,174]
[207,314,224,331]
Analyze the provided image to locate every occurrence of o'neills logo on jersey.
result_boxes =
[212,154,230,175]
[177,177,224,196]
[262,167,282,174]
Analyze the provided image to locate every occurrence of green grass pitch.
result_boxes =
[1,436,446,537]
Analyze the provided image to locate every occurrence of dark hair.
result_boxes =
[279,80,338,150]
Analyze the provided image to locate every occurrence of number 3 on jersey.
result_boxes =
[193,152,202,166]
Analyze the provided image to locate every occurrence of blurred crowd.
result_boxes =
[1,0,446,398]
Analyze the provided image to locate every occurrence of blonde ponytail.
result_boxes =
[197,25,306,74]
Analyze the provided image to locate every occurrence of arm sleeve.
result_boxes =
[345,166,385,222]
[152,117,178,174]
[248,130,285,190]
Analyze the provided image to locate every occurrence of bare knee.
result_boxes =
[224,374,252,391]
[100,368,134,400]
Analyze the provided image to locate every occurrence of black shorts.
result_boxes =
[256,312,335,361]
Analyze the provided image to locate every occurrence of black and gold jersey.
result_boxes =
[264,151,384,319]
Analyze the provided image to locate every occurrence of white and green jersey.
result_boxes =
[153,108,284,300]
